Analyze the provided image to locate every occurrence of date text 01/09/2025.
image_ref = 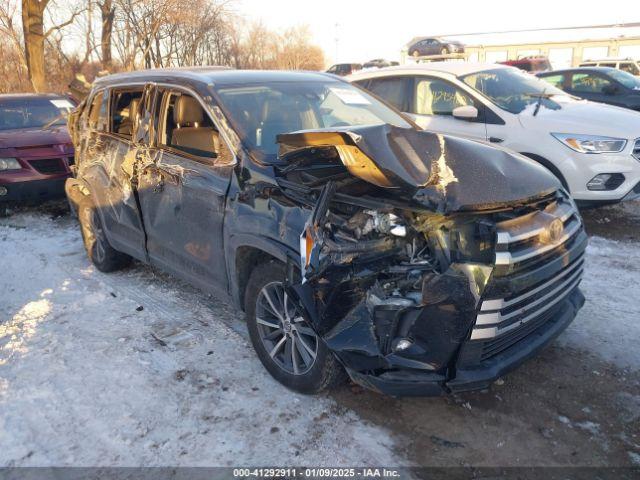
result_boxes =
[232,468,401,478]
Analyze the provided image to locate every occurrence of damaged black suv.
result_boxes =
[66,68,587,396]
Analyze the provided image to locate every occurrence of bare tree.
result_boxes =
[21,0,85,92]
[98,0,114,69]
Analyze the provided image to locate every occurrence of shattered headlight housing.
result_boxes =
[551,133,627,154]
[446,221,496,264]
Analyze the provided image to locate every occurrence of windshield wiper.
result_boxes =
[526,89,549,117]
[41,113,67,131]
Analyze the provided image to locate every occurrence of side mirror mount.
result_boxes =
[602,84,618,95]
[452,105,479,121]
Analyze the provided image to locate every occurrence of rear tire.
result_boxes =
[441,47,449,55]
[78,196,132,272]
[245,261,345,394]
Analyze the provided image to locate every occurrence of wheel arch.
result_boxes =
[227,234,299,311]
[519,152,570,191]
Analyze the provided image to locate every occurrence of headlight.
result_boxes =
[551,133,627,154]
[0,158,21,171]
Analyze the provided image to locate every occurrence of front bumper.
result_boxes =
[0,176,68,204]
[345,288,584,396]
[561,148,640,203]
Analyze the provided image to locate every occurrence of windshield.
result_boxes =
[607,69,640,89]
[213,81,412,162]
[461,68,569,114]
[0,97,73,131]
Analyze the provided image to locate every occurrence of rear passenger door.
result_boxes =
[135,86,234,293]
[82,86,148,262]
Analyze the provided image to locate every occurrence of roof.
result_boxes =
[580,57,638,62]
[348,62,511,81]
[537,66,619,75]
[0,93,65,99]
[94,67,340,87]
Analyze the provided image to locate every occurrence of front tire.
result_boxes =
[78,197,132,272]
[245,261,345,394]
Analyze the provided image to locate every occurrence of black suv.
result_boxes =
[537,67,640,111]
[66,68,587,396]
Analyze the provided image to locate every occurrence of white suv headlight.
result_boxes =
[0,158,21,171]
[551,133,627,154]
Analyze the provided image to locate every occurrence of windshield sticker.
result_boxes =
[330,87,371,105]
[50,99,74,109]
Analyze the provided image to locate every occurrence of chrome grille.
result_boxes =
[470,252,585,341]
[494,195,582,274]
[633,138,640,161]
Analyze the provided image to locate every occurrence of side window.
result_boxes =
[541,74,565,88]
[158,91,233,165]
[110,88,143,138]
[88,90,108,131]
[570,73,613,93]
[366,77,410,111]
[327,65,337,74]
[414,77,475,115]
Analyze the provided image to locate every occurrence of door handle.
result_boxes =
[489,137,504,143]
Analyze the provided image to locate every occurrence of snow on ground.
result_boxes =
[560,235,640,370]
[0,213,401,467]
[1,208,639,467]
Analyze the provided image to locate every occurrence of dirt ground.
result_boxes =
[332,201,640,468]
[1,200,639,471]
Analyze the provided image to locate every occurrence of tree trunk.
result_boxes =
[100,0,114,70]
[21,0,49,92]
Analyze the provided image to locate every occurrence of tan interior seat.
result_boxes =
[170,96,219,155]
[117,97,140,135]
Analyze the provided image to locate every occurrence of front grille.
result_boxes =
[457,193,586,366]
[29,158,66,174]
[470,252,585,342]
[494,193,582,275]
[633,139,640,161]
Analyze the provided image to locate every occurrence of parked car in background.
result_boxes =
[500,55,551,73]
[326,63,362,76]
[66,68,587,396]
[362,58,398,69]
[0,94,75,216]
[537,67,640,111]
[408,37,465,57]
[349,63,640,206]
[579,57,640,76]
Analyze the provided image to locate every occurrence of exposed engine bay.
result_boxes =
[267,125,586,395]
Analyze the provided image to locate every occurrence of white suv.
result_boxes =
[349,63,640,205]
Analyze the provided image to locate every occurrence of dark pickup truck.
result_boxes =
[65,68,587,396]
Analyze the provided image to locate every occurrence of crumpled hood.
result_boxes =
[277,124,560,213]
[0,126,70,149]
[518,97,640,138]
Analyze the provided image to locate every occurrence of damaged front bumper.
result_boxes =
[286,180,587,396]
[347,288,584,397]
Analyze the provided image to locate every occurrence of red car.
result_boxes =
[0,94,75,216]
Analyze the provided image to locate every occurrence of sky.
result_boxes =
[236,0,638,64]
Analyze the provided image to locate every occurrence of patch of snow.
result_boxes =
[558,235,640,370]
[0,213,403,467]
